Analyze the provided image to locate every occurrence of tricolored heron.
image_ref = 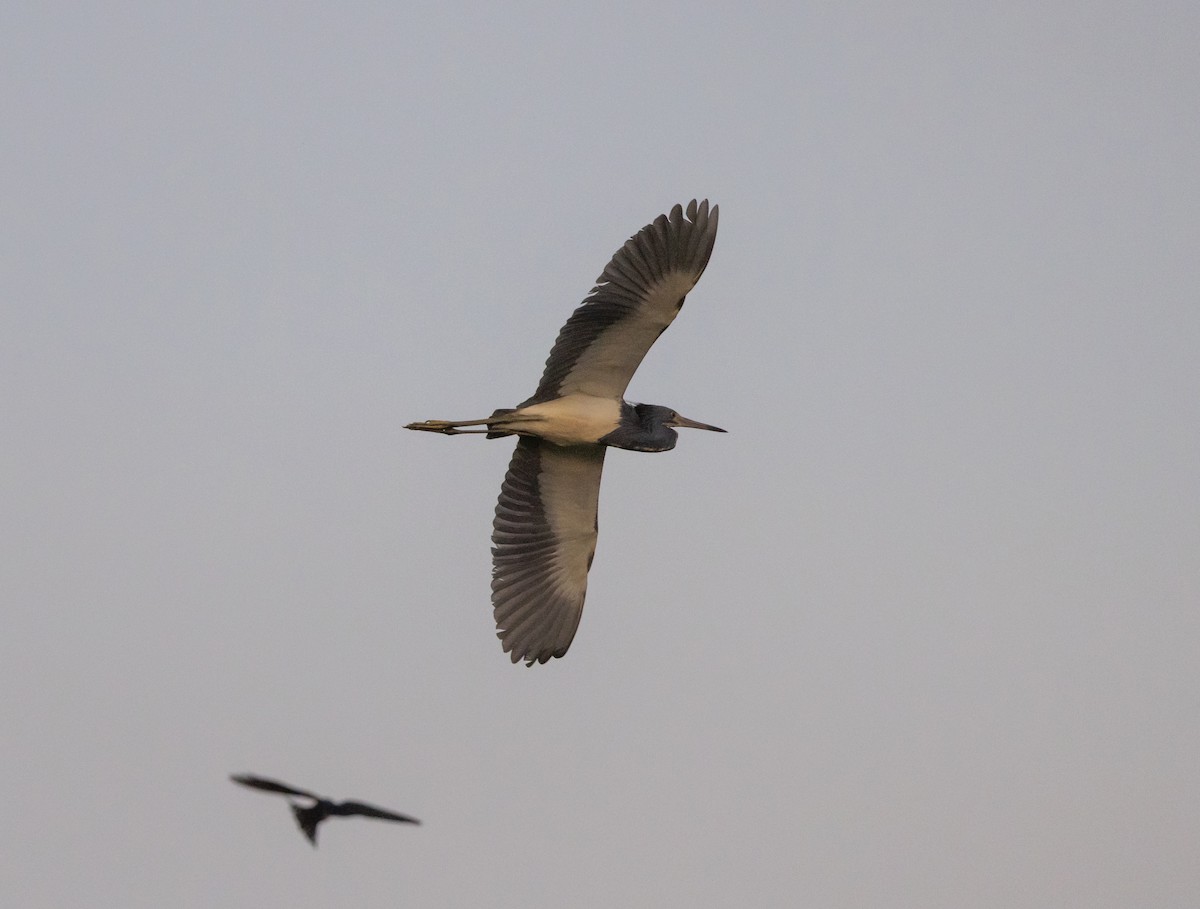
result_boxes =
[407,199,724,666]
[230,774,420,846]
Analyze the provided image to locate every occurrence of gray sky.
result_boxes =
[3,2,1198,906]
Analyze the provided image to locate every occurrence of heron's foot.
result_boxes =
[405,420,457,434]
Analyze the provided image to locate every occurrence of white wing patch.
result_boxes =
[557,271,699,399]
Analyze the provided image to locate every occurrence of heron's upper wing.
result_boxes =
[336,801,421,824]
[230,774,319,801]
[492,438,606,665]
[522,199,718,405]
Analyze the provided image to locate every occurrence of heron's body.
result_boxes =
[407,200,723,665]
[489,394,625,447]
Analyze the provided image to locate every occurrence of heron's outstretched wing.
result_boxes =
[230,774,319,801]
[522,199,719,405]
[335,801,421,825]
[492,438,606,665]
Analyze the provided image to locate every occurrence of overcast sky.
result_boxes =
[3,2,1198,907]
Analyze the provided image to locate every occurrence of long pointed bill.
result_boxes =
[670,413,726,433]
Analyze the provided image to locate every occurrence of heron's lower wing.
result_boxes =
[230,774,318,800]
[492,438,606,665]
[337,801,421,824]
[523,200,718,405]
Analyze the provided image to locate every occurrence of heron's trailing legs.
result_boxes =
[404,419,492,435]
[405,410,520,437]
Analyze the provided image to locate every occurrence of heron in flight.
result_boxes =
[229,773,420,846]
[407,199,724,666]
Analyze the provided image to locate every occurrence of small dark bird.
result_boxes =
[407,200,724,666]
[230,773,420,846]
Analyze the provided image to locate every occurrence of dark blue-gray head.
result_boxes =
[600,403,725,452]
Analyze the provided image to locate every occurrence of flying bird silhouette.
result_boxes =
[229,773,420,846]
[407,200,723,666]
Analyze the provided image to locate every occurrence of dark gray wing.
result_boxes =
[492,438,606,665]
[521,199,719,405]
[335,801,421,825]
[230,774,319,801]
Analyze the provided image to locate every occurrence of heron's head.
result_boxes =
[608,403,725,452]
[658,407,726,435]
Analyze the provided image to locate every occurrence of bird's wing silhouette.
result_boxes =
[230,773,320,801]
[334,801,421,824]
[492,437,606,665]
[522,199,718,405]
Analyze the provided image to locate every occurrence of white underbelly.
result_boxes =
[507,394,622,446]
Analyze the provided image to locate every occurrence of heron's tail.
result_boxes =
[486,409,517,439]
